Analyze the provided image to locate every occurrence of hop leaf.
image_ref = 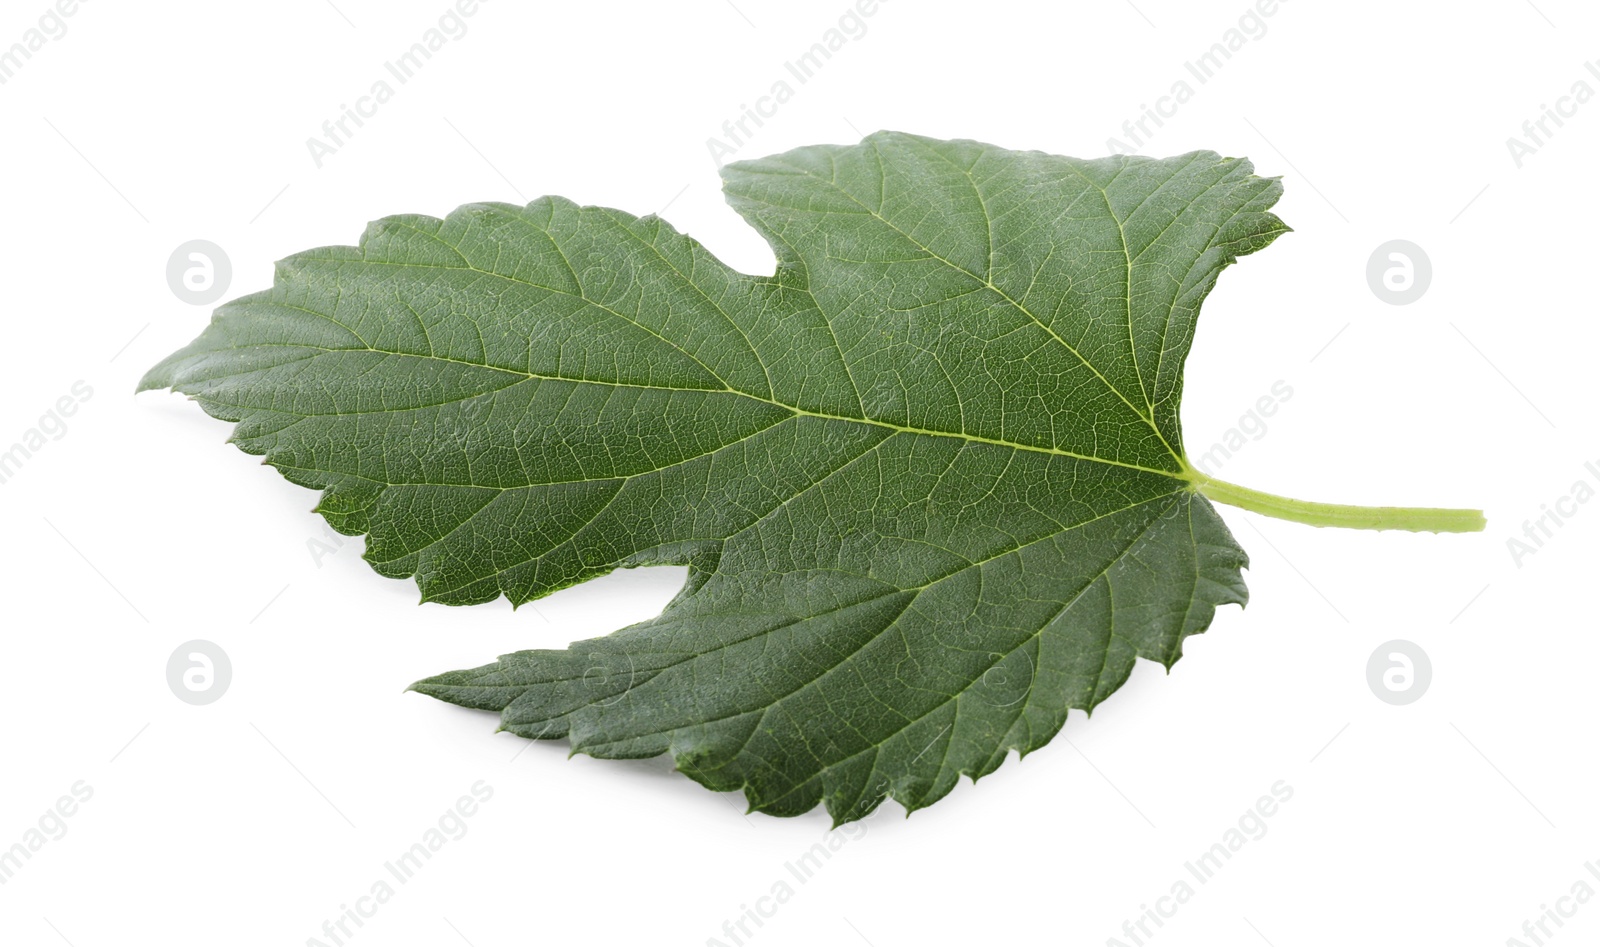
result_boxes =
[143,131,1479,823]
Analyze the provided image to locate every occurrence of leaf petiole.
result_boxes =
[1186,470,1486,533]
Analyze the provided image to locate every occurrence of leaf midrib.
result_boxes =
[208,337,1187,481]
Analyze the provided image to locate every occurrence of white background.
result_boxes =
[1,1,1595,945]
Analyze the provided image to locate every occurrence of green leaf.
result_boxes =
[141,131,1482,823]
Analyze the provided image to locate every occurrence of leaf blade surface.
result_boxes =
[143,131,1288,821]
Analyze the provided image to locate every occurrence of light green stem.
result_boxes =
[1188,472,1486,533]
